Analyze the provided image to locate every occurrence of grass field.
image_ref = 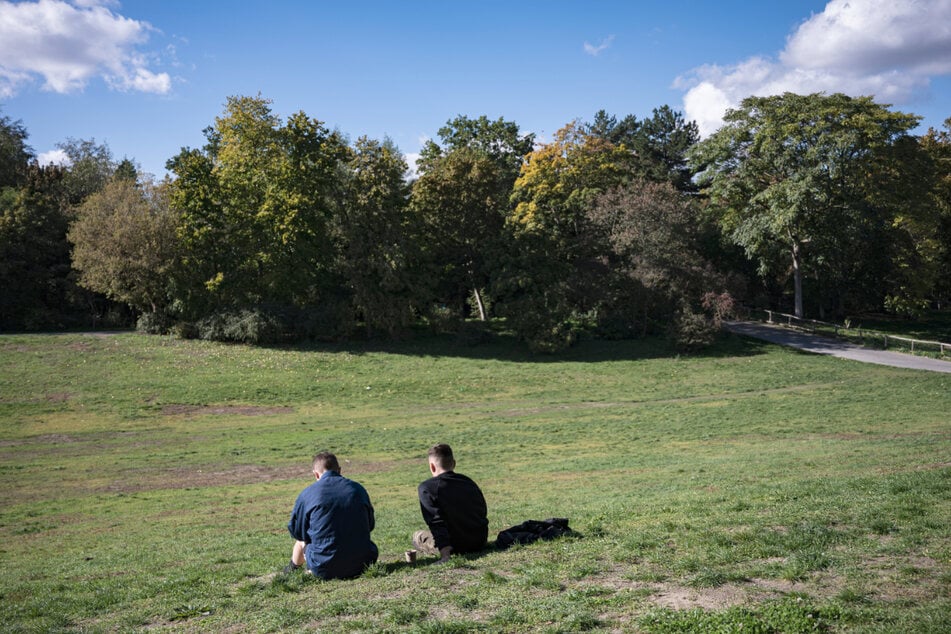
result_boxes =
[1,328,949,632]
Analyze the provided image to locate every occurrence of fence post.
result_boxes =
[883,334,888,349]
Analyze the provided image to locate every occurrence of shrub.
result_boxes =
[196,309,284,344]
[669,307,717,351]
[136,311,173,335]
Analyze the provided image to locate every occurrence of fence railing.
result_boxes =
[754,309,951,357]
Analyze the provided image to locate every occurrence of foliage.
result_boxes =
[0,164,83,330]
[0,108,33,189]
[416,114,534,183]
[55,137,117,205]
[587,105,700,192]
[68,177,179,315]
[194,308,285,344]
[340,136,416,336]
[501,122,633,350]
[690,92,929,319]
[920,117,951,306]
[167,95,350,320]
[587,178,723,338]
[414,115,534,321]
[412,146,510,320]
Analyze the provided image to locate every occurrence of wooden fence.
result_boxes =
[755,309,951,357]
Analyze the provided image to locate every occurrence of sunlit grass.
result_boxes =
[0,329,949,632]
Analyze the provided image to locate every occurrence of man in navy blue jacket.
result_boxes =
[285,452,378,579]
[414,444,488,562]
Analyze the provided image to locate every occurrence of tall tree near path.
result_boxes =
[689,92,926,319]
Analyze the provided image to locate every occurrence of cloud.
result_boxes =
[584,35,615,57]
[403,152,421,181]
[676,0,951,136]
[37,148,70,166]
[0,0,171,98]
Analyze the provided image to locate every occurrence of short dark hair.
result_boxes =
[428,443,455,470]
[312,452,340,473]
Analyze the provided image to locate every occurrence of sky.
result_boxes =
[2,0,950,179]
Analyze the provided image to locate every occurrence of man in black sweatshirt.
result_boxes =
[414,443,488,562]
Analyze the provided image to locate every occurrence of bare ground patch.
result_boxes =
[161,404,295,417]
[99,458,414,494]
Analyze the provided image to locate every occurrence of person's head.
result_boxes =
[312,451,340,479]
[428,443,455,475]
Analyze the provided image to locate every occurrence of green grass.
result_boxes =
[1,329,949,632]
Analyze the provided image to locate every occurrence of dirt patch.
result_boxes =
[45,392,72,402]
[99,458,413,494]
[161,404,295,417]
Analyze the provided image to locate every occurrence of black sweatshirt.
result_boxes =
[417,471,488,552]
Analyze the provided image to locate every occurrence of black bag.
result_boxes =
[495,517,574,550]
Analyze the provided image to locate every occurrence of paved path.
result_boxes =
[724,320,951,374]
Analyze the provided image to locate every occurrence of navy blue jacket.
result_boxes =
[287,471,378,579]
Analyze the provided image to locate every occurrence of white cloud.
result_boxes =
[676,0,951,136]
[0,0,171,97]
[403,152,421,181]
[584,35,615,57]
[37,148,70,166]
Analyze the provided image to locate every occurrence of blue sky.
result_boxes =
[2,0,950,179]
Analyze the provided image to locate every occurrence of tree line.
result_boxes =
[2,93,949,351]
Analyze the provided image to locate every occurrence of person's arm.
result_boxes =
[287,495,307,542]
[418,480,452,551]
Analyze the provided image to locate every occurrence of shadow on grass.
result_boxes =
[258,328,778,365]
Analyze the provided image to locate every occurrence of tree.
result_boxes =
[412,147,510,320]
[339,136,416,335]
[588,106,699,191]
[0,109,33,189]
[417,114,534,182]
[920,118,951,307]
[56,138,116,205]
[587,179,723,342]
[690,93,925,319]
[0,164,77,330]
[167,95,350,319]
[68,177,178,316]
[502,121,633,350]
[413,115,534,320]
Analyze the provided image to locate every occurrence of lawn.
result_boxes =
[0,329,949,632]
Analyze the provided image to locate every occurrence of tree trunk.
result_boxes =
[791,240,803,318]
[472,287,486,321]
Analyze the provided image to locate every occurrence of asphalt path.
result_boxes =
[724,320,951,374]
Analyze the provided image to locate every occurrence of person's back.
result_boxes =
[287,452,378,579]
[415,444,488,561]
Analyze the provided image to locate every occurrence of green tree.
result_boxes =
[56,138,116,205]
[0,110,32,189]
[68,177,178,316]
[167,95,350,320]
[502,121,633,350]
[690,92,926,319]
[412,147,510,320]
[920,118,951,307]
[588,106,699,191]
[417,114,534,182]
[413,115,534,320]
[340,136,416,335]
[0,165,77,330]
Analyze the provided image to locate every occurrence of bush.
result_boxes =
[196,309,284,344]
[136,311,173,335]
[669,308,717,351]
